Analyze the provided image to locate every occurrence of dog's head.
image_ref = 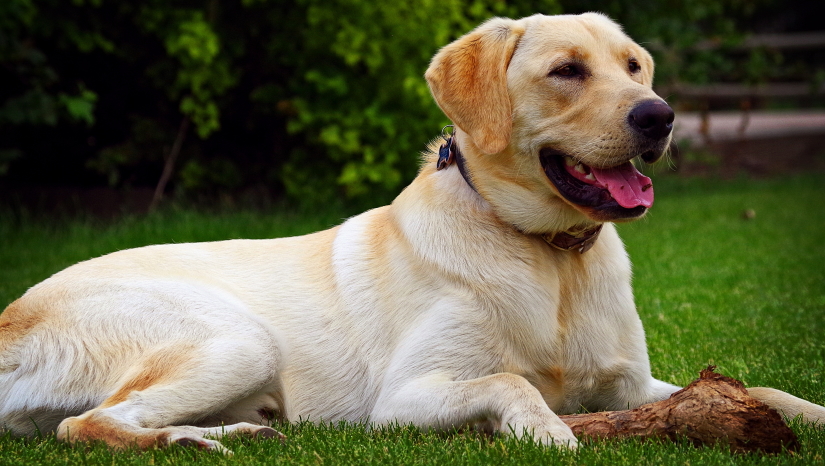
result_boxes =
[425,13,673,233]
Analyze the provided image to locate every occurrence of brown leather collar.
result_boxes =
[539,224,602,254]
[436,128,602,254]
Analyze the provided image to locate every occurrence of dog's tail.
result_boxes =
[748,387,825,425]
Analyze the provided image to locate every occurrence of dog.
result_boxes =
[1,13,824,452]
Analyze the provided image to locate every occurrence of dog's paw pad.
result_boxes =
[173,437,208,449]
[254,427,286,442]
[172,436,232,454]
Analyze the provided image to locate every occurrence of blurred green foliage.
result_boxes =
[0,0,803,206]
[559,0,765,85]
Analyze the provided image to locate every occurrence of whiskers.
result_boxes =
[634,139,677,178]
[571,138,626,162]
[658,140,679,173]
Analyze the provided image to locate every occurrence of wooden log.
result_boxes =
[559,367,799,453]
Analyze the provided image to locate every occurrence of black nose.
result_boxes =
[628,100,674,140]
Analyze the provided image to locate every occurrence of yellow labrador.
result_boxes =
[1,13,823,452]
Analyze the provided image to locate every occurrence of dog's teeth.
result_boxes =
[574,163,587,174]
[565,156,576,167]
[584,173,596,181]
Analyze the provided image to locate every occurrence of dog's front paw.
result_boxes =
[531,427,579,449]
[544,433,578,449]
[507,418,578,449]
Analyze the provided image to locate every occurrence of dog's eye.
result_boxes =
[628,59,641,73]
[552,64,581,78]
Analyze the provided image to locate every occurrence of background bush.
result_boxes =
[0,0,819,208]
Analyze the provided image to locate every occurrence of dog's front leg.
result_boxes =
[371,372,578,447]
[747,387,825,424]
[645,378,683,403]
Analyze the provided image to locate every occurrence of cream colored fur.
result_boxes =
[1,13,823,452]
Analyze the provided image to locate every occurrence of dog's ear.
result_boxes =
[425,18,525,155]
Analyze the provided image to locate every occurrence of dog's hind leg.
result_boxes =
[56,337,284,453]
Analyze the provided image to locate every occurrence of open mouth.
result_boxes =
[540,149,654,218]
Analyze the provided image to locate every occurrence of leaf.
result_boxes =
[58,89,97,126]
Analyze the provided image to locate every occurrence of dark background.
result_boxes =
[1,0,822,213]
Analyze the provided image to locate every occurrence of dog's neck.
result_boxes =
[436,132,602,254]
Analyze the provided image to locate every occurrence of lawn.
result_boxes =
[0,173,824,465]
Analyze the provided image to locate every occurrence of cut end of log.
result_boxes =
[560,367,800,454]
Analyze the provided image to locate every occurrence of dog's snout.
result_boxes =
[628,100,674,141]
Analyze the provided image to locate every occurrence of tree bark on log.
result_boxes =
[559,367,799,453]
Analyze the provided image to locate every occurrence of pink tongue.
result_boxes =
[590,162,654,209]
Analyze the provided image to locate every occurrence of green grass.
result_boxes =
[623,174,825,396]
[1,173,824,465]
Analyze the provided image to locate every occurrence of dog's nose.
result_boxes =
[628,100,674,140]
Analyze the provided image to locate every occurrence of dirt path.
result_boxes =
[674,110,825,143]
[670,111,825,175]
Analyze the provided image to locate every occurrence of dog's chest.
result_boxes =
[499,248,645,413]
